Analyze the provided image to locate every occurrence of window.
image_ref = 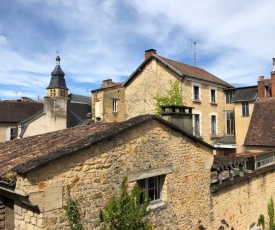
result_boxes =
[138,175,164,202]
[113,99,118,112]
[226,111,235,135]
[211,89,216,103]
[194,114,200,136]
[211,115,217,136]
[225,91,234,103]
[242,102,249,116]
[193,86,200,100]
[10,128,16,140]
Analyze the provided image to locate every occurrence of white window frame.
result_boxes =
[6,127,16,141]
[193,111,202,136]
[209,86,217,103]
[242,102,249,116]
[191,82,201,101]
[138,175,164,202]
[210,112,218,136]
[113,99,118,113]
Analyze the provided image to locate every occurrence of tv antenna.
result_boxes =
[178,39,201,66]
[13,91,18,99]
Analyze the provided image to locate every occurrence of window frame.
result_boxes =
[193,114,200,136]
[242,102,249,117]
[225,91,234,104]
[226,111,235,135]
[113,99,118,113]
[137,175,164,203]
[191,82,201,102]
[211,115,217,136]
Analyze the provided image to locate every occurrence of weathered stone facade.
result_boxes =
[211,168,275,230]
[13,120,213,229]
[125,58,227,145]
[92,85,125,122]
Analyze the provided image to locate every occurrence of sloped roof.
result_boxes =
[0,100,43,123]
[68,93,91,105]
[244,98,275,146]
[231,86,258,102]
[123,54,232,88]
[0,114,213,185]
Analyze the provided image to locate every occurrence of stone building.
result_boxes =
[91,79,125,122]
[0,56,91,141]
[122,49,233,145]
[1,114,275,229]
[215,86,258,154]
[0,98,43,142]
[0,115,214,229]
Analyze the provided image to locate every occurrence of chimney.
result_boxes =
[145,49,157,60]
[271,58,275,97]
[257,76,265,99]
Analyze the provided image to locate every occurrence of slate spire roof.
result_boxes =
[47,55,68,90]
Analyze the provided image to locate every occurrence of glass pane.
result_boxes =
[148,189,154,201]
[148,177,155,189]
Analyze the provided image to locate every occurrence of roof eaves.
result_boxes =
[13,115,213,174]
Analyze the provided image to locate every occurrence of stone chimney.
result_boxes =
[257,76,265,99]
[160,105,193,134]
[271,58,275,97]
[145,49,157,60]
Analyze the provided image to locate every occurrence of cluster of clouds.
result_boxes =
[0,0,275,100]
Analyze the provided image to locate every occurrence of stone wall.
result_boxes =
[22,97,67,138]
[125,58,226,145]
[211,169,275,230]
[0,197,5,230]
[15,120,213,229]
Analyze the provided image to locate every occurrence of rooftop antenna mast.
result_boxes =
[191,41,197,67]
[13,91,18,99]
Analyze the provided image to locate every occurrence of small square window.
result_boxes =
[137,175,164,202]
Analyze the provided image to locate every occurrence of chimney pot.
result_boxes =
[145,49,157,60]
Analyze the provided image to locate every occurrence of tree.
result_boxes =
[99,177,152,230]
[268,197,275,230]
[154,80,183,116]
[64,186,83,230]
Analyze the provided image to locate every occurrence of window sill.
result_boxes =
[192,99,201,103]
[148,201,166,211]
[210,102,217,105]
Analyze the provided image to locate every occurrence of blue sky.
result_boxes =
[1,0,275,100]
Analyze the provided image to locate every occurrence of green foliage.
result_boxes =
[100,177,152,230]
[154,80,183,116]
[64,186,83,230]
[258,214,265,230]
[268,197,275,230]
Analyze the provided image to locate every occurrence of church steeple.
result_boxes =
[46,55,68,98]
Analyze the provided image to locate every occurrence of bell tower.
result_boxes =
[46,55,68,98]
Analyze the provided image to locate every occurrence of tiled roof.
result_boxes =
[244,98,275,146]
[0,114,213,185]
[68,93,91,105]
[0,100,43,123]
[214,135,236,145]
[231,86,258,102]
[123,54,232,88]
[159,56,232,87]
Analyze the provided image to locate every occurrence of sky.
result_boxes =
[1,0,275,100]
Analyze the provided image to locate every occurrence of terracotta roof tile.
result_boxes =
[0,115,213,185]
[244,98,275,146]
[0,100,43,123]
[157,56,232,87]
